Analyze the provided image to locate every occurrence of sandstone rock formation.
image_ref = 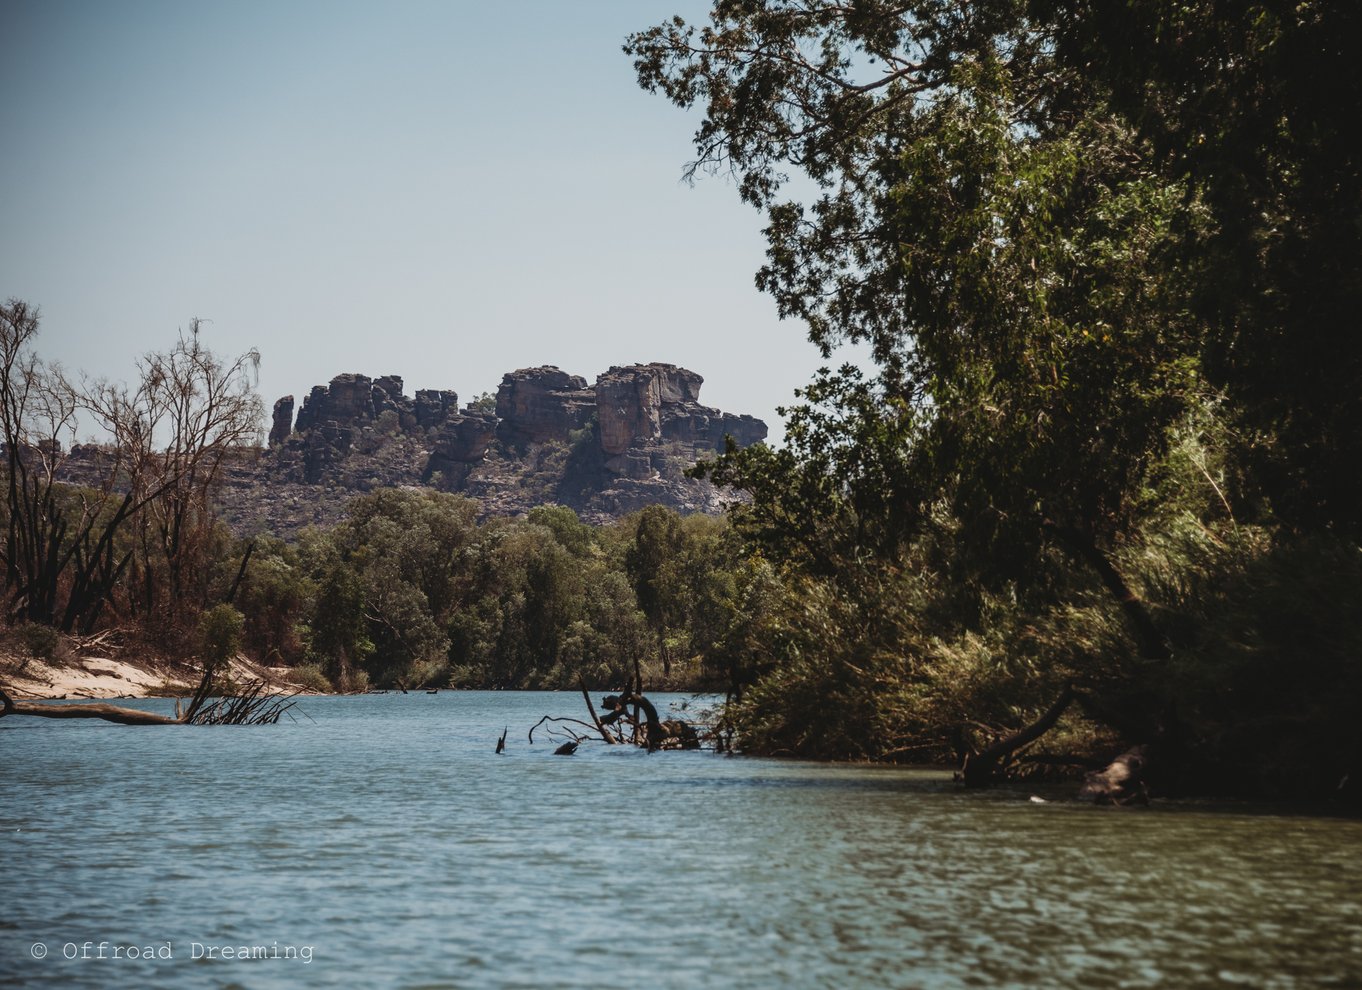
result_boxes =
[240,362,768,534]
[594,363,767,473]
[268,396,294,446]
[494,366,594,445]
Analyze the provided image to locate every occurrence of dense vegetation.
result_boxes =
[237,496,743,693]
[623,0,1361,799]
[0,317,745,693]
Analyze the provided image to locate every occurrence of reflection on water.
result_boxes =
[3,692,1360,988]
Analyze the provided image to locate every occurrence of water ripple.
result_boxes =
[3,692,1361,989]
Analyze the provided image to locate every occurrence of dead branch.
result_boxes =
[578,674,616,744]
[527,714,600,745]
[959,684,1076,788]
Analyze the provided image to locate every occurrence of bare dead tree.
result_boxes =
[89,320,264,623]
[1,303,264,634]
[1,299,93,627]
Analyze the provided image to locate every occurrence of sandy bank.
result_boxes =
[0,653,301,700]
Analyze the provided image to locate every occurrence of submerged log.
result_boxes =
[0,667,299,727]
[600,692,699,752]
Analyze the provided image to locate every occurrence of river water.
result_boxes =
[2,691,1359,988]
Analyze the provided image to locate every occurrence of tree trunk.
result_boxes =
[0,688,181,725]
[960,684,1075,788]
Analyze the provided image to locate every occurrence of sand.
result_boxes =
[0,653,301,700]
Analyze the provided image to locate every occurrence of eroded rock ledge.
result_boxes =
[229,362,767,533]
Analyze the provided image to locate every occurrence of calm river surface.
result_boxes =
[3,691,1360,988]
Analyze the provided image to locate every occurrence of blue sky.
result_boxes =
[1,0,861,445]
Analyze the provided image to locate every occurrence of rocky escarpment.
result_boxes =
[595,364,766,478]
[217,363,767,535]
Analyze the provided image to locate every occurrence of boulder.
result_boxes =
[431,413,498,464]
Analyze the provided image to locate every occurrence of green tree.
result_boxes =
[629,1,1362,791]
[308,563,372,692]
[625,506,686,677]
[232,537,310,666]
[197,603,244,691]
[1041,1,1362,532]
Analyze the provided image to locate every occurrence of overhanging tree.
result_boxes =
[629,2,1204,650]
[627,1,1362,788]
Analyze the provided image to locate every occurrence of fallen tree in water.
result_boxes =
[0,667,300,726]
[599,691,699,752]
[524,682,703,753]
[953,685,1166,804]
[956,685,1077,789]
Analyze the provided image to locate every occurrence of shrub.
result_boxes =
[19,623,60,662]
[289,664,335,694]
[198,604,245,692]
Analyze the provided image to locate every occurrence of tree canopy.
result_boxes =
[627,1,1362,798]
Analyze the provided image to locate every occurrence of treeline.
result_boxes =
[626,0,1362,800]
[232,495,751,692]
[0,305,753,693]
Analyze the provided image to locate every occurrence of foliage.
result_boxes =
[306,561,373,692]
[197,602,244,682]
[232,537,310,666]
[18,622,59,662]
[276,493,734,691]
[1,303,263,634]
[629,0,1362,796]
[466,391,497,414]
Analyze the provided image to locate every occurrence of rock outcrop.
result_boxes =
[494,366,595,445]
[292,373,425,434]
[487,361,768,471]
[268,396,294,446]
[594,363,767,473]
[234,362,768,535]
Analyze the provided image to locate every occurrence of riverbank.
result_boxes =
[0,651,304,700]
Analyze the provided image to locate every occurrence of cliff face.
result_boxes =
[223,363,767,534]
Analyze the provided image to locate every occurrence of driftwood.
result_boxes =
[600,691,699,752]
[525,689,702,755]
[0,689,180,725]
[958,684,1076,788]
[0,666,300,727]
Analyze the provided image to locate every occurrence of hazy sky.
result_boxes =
[0,0,867,446]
